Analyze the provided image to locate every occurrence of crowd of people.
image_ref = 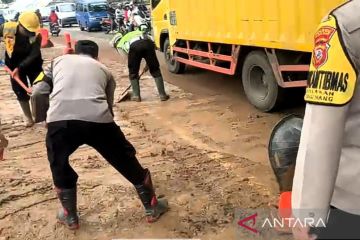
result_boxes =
[106,1,150,34]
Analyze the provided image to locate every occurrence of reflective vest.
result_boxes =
[3,22,39,58]
[116,30,144,54]
[3,22,18,58]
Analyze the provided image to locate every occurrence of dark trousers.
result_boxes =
[46,120,146,189]
[128,39,162,80]
[10,67,42,101]
[310,207,360,239]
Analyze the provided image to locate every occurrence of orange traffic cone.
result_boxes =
[63,32,74,54]
[278,191,292,219]
[39,28,54,48]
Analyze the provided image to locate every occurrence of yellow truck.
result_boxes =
[151,0,347,111]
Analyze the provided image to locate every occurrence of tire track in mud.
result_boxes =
[108,105,276,238]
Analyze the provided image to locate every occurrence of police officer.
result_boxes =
[291,1,360,239]
[111,27,170,102]
[31,40,168,230]
[0,11,42,127]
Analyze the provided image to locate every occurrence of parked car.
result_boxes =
[54,2,77,27]
[0,14,5,25]
[76,0,108,32]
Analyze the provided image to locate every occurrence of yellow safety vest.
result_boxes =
[3,22,18,58]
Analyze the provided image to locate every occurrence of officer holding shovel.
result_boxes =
[31,40,168,230]
[110,26,169,102]
[0,11,42,127]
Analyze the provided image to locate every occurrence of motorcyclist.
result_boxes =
[114,8,125,32]
[107,6,116,32]
[49,10,59,31]
[124,5,131,24]
[132,11,146,30]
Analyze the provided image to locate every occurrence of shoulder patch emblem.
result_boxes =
[305,15,357,106]
[313,26,336,69]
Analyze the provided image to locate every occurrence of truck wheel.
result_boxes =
[242,51,284,112]
[59,20,64,28]
[164,39,185,74]
[79,22,84,31]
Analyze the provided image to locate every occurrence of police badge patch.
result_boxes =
[305,15,357,106]
[312,26,336,69]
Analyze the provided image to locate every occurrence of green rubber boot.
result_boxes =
[135,169,168,223]
[18,101,34,127]
[55,187,79,230]
[154,77,170,101]
[130,78,141,102]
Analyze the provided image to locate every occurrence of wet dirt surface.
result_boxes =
[0,28,304,240]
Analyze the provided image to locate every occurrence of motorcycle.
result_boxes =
[50,22,60,36]
[102,14,127,35]
[101,17,113,34]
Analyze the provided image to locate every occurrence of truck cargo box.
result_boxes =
[168,0,346,52]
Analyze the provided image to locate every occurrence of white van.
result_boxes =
[54,2,77,27]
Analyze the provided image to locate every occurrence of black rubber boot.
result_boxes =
[135,169,168,223]
[130,78,141,102]
[154,77,169,101]
[55,187,79,230]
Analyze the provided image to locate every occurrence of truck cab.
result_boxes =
[150,0,170,52]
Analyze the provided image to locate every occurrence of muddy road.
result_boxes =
[0,29,304,240]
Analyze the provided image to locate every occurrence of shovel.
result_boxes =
[116,65,149,103]
[4,66,32,94]
[3,67,47,123]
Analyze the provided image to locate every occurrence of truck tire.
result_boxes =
[164,39,186,74]
[59,20,64,28]
[242,51,284,112]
